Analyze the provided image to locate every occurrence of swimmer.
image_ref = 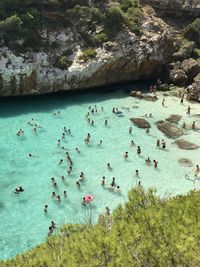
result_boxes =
[149,113,153,118]
[161,140,166,149]
[101,107,104,111]
[57,139,61,146]
[192,121,196,130]
[14,186,24,193]
[87,118,90,124]
[180,95,184,104]
[111,177,116,187]
[156,140,160,147]
[101,176,106,186]
[62,133,65,139]
[91,120,94,126]
[105,120,108,126]
[51,221,56,229]
[53,182,57,188]
[124,152,129,160]
[162,98,165,107]
[187,106,191,115]
[63,127,67,133]
[28,153,34,157]
[33,127,37,133]
[98,140,103,146]
[63,191,67,198]
[145,158,151,165]
[129,127,132,134]
[44,205,48,213]
[194,165,199,177]
[105,207,110,216]
[51,177,55,183]
[137,146,141,155]
[59,159,63,165]
[131,140,135,146]
[76,181,80,189]
[116,186,121,192]
[153,160,158,168]
[68,129,71,135]
[112,107,115,113]
[107,163,112,170]
[135,170,139,176]
[182,122,186,129]
[48,226,53,235]
[146,127,150,134]
[57,195,61,202]
[52,192,56,198]
[75,147,80,153]
[61,176,65,181]
[81,197,86,205]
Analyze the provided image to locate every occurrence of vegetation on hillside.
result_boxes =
[184,18,200,48]
[0,0,142,52]
[1,186,200,266]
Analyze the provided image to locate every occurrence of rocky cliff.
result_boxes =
[0,0,199,97]
[141,0,200,18]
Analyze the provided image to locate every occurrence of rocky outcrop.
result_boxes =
[188,73,200,102]
[130,118,151,128]
[157,122,183,138]
[174,139,199,150]
[130,91,158,101]
[141,0,200,18]
[166,114,182,124]
[178,158,193,167]
[169,58,199,86]
[0,7,177,96]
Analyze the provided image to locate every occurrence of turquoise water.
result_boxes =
[0,86,200,260]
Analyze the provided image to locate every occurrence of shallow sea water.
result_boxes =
[0,85,200,259]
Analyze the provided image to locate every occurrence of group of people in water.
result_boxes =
[14,87,200,235]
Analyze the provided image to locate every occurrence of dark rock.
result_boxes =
[174,139,199,150]
[130,118,151,128]
[172,42,195,61]
[170,69,188,86]
[166,114,182,124]
[178,158,193,167]
[130,91,157,101]
[143,95,158,101]
[181,58,199,82]
[157,122,183,138]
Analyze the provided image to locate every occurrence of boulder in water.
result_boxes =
[166,114,182,124]
[178,158,193,167]
[130,118,151,128]
[174,139,199,150]
[157,122,183,138]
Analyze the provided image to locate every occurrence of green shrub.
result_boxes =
[56,49,73,69]
[2,187,200,266]
[0,15,22,32]
[184,18,200,48]
[92,32,108,45]
[103,6,124,37]
[79,48,97,62]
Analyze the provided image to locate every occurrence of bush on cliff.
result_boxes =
[79,48,97,62]
[1,187,200,267]
[184,18,200,48]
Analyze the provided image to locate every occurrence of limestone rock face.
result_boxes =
[0,7,177,96]
[130,118,151,128]
[174,139,199,150]
[141,0,200,18]
[157,122,183,138]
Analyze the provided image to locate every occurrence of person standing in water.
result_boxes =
[129,127,132,134]
[187,106,191,115]
[162,98,165,107]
